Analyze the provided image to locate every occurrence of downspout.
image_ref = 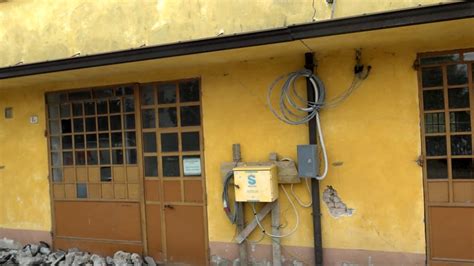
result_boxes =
[305,52,323,265]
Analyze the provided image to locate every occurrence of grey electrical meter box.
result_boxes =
[297,145,319,178]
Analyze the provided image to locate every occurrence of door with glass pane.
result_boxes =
[140,79,208,265]
[46,85,144,254]
[419,50,474,264]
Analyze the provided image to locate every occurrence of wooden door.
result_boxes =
[418,50,474,265]
[139,79,208,265]
[46,85,145,254]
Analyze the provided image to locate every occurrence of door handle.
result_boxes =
[164,204,174,210]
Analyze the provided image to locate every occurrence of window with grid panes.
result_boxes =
[140,79,202,179]
[420,51,474,180]
[46,85,141,200]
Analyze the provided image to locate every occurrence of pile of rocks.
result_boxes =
[0,238,156,265]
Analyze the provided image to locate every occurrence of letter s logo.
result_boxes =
[248,175,256,186]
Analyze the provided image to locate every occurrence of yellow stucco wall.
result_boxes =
[0,47,426,254]
[201,49,427,253]
[0,0,456,67]
[0,0,473,259]
[0,87,51,230]
[1,24,474,255]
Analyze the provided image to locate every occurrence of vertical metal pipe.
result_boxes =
[305,52,323,265]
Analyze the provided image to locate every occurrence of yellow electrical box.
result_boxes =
[233,165,279,202]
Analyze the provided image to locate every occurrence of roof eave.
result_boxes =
[1,1,473,79]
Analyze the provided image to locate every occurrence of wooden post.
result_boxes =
[237,203,248,266]
[235,202,275,244]
[272,200,282,266]
[233,144,248,266]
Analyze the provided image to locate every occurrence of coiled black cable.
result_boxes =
[222,171,239,224]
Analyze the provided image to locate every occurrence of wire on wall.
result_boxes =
[267,50,371,180]
[251,184,300,238]
[291,178,312,208]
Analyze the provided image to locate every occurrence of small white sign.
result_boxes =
[30,115,39,124]
[183,157,201,176]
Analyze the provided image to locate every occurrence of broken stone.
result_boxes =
[91,254,106,266]
[0,237,22,250]
[65,251,77,265]
[40,246,51,255]
[39,241,52,255]
[113,250,131,265]
[0,252,14,264]
[17,253,44,265]
[106,256,114,265]
[131,253,143,266]
[72,252,91,265]
[144,256,157,266]
[49,251,66,266]
[0,238,149,266]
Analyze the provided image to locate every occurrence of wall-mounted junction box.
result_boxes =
[233,165,278,202]
[297,144,319,178]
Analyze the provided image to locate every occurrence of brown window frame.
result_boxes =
[45,84,142,202]
[418,48,474,264]
[44,78,208,263]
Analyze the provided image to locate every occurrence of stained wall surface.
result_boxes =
[0,47,432,256]
[0,0,473,263]
[0,0,456,67]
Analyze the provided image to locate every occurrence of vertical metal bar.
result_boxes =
[134,84,149,255]
[305,52,323,265]
[44,94,58,248]
[442,66,453,203]
[416,60,431,264]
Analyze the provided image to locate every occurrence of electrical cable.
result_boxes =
[225,53,371,242]
[267,53,371,180]
[291,178,312,208]
[330,0,337,19]
[251,185,299,238]
[267,69,327,180]
[267,69,325,125]
[280,158,313,207]
[222,171,238,224]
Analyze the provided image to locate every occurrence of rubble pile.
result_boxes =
[0,238,156,266]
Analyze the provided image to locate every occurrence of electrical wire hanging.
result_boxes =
[222,171,238,224]
[291,178,312,208]
[267,51,371,180]
[280,158,312,207]
[251,184,299,238]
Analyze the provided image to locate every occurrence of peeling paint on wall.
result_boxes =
[322,186,355,218]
